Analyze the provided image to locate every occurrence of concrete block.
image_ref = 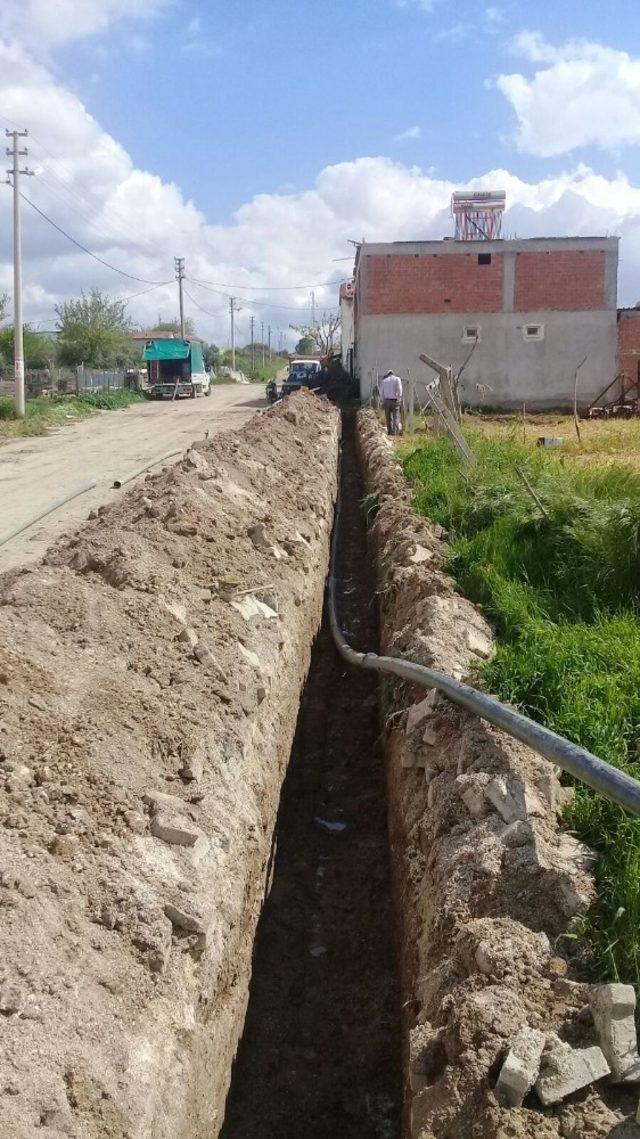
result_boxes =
[536,1042,610,1106]
[589,983,640,1081]
[456,773,489,819]
[408,544,433,565]
[495,1026,546,1107]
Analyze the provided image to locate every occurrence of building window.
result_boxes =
[478,253,492,266]
[462,325,480,343]
[523,324,544,341]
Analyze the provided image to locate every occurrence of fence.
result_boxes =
[76,366,125,393]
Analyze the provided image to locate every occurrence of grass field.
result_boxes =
[401,414,640,985]
[0,390,146,442]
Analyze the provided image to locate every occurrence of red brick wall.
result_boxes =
[515,250,606,311]
[362,253,503,315]
[618,310,640,386]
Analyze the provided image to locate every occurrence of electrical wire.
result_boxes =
[185,277,318,314]
[19,192,168,286]
[182,287,228,319]
[188,273,344,292]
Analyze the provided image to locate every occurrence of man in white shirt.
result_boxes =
[380,370,403,435]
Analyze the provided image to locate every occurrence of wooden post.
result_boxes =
[573,356,587,446]
[406,372,415,434]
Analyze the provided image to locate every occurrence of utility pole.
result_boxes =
[6,129,34,419]
[174,256,185,338]
[250,315,255,373]
[229,297,236,371]
[268,324,272,359]
[261,321,265,368]
[310,290,316,326]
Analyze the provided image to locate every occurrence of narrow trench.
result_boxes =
[220,412,402,1139]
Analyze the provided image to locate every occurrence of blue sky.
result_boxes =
[3,0,640,341]
[59,0,640,221]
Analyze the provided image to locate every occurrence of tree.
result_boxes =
[0,293,8,324]
[291,312,341,357]
[295,334,315,355]
[153,316,197,336]
[0,326,54,370]
[55,290,133,368]
[203,343,221,370]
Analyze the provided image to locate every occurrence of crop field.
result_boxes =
[400,414,640,985]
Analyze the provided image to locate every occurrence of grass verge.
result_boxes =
[402,428,640,985]
[0,390,146,441]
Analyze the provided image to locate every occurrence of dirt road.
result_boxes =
[0,384,261,573]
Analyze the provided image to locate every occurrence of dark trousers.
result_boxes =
[383,397,400,435]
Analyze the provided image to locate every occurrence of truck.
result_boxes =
[142,338,211,400]
[281,357,323,396]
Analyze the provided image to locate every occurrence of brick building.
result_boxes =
[617,309,640,395]
[346,236,622,409]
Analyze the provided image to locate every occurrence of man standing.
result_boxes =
[381,369,403,436]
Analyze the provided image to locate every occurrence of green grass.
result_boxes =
[0,390,146,440]
[403,429,640,984]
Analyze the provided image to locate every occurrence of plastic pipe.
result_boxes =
[113,449,182,488]
[0,480,97,548]
[328,454,640,818]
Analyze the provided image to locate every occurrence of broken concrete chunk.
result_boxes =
[456,773,490,819]
[179,736,205,783]
[422,725,439,747]
[495,1026,546,1107]
[231,594,278,622]
[501,820,534,848]
[406,690,440,735]
[178,626,198,649]
[238,643,262,671]
[150,814,202,848]
[589,983,640,1081]
[164,902,206,935]
[535,1040,610,1106]
[485,775,531,825]
[465,627,493,660]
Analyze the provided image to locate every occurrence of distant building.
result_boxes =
[344,234,622,409]
[339,280,355,375]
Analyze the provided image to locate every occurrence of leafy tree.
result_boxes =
[295,334,316,355]
[0,293,9,324]
[0,326,54,370]
[153,315,197,336]
[203,343,221,370]
[55,290,133,368]
[292,313,341,357]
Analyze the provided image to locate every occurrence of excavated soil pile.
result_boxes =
[0,392,339,1139]
[357,410,640,1139]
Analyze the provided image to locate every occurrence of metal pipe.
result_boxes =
[113,449,182,489]
[328,455,640,818]
[0,480,97,548]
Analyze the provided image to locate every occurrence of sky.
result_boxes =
[1,0,640,348]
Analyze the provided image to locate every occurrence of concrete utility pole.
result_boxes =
[261,321,265,368]
[250,315,255,372]
[174,257,185,338]
[268,324,272,359]
[310,290,316,326]
[6,129,34,419]
[229,297,236,371]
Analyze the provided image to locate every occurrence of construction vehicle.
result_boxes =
[142,338,211,400]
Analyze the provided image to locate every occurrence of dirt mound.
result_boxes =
[357,411,640,1139]
[0,392,339,1139]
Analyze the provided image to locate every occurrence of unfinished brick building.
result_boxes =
[348,236,621,409]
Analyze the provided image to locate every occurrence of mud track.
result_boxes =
[221,414,402,1139]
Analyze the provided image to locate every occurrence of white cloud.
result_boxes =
[395,0,441,13]
[497,33,640,156]
[4,36,640,347]
[0,0,173,48]
[395,125,422,141]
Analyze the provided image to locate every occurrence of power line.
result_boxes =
[188,273,342,293]
[182,286,228,319]
[19,192,168,285]
[185,276,316,314]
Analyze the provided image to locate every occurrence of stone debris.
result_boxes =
[495,1026,546,1107]
[406,690,440,735]
[247,522,271,550]
[589,983,640,1082]
[408,544,433,565]
[238,643,262,671]
[535,1037,610,1106]
[465,626,493,659]
[231,594,279,622]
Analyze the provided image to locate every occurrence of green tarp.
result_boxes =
[142,339,191,362]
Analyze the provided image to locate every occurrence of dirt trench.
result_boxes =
[221,415,402,1139]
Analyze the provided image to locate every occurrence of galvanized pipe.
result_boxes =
[328,456,640,818]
